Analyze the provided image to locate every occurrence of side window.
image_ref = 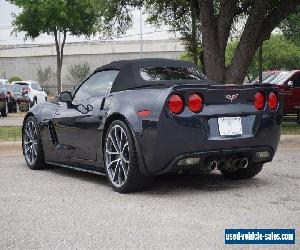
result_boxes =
[290,73,300,87]
[73,70,119,102]
[36,83,42,91]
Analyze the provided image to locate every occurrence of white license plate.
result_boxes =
[218,117,242,136]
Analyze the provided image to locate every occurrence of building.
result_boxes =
[0,39,185,95]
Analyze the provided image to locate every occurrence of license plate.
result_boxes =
[218,117,242,136]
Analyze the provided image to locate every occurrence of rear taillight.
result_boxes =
[168,94,184,114]
[188,93,203,113]
[268,92,278,110]
[254,92,265,110]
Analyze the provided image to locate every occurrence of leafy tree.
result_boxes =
[9,0,131,94]
[280,6,300,46]
[182,35,300,81]
[8,76,22,83]
[36,65,54,85]
[135,0,300,84]
[67,62,91,84]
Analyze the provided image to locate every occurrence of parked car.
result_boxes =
[0,86,8,117]
[5,84,30,112]
[250,70,281,84]
[13,81,47,106]
[263,70,300,124]
[0,79,9,87]
[22,59,282,193]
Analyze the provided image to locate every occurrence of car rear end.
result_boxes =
[139,83,282,174]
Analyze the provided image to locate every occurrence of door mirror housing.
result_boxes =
[287,80,294,88]
[59,91,72,103]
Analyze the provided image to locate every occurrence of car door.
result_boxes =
[53,70,119,165]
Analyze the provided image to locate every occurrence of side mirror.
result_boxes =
[59,91,72,103]
[288,80,294,88]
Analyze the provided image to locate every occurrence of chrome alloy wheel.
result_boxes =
[105,125,130,187]
[23,120,38,165]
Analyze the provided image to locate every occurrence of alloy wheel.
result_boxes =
[105,125,130,187]
[23,120,38,165]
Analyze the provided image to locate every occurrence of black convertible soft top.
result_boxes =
[95,58,205,92]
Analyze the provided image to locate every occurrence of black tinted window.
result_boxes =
[291,72,300,87]
[73,70,119,101]
[140,67,205,81]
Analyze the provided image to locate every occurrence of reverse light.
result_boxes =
[168,94,184,114]
[177,157,201,166]
[188,93,203,113]
[268,92,278,110]
[254,92,265,110]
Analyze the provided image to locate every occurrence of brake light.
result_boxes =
[268,92,278,110]
[188,93,203,113]
[254,92,265,110]
[168,94,184,114]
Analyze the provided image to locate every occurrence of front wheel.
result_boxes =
[221,163,263,180]
[104,120,151,193]
[22,116,46,170]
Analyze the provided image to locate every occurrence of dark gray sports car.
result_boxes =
[22,59,282,193]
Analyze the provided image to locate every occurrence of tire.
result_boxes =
[1,102,8,117]
[297,110,300,126]
[22,116,46,170]
[104,120,151,193]
[221,163,263,180]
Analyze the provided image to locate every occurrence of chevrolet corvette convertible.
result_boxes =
[22,59,282,193]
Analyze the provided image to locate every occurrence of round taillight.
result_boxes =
[254,92,265,110]
[188,93,203,113]
[268,92,278,110]
[168,94,184,114]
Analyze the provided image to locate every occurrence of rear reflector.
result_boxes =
[254,92,265,110]
[268,92,278,110]
[137,110,151,117]
[188,93,203,113]
[168,94,184,114]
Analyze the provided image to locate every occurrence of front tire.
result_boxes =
[221,163,263,180]
[104,120,151,193]
[22,116,46,170]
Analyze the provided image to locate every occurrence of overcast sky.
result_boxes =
[0,0,174,45]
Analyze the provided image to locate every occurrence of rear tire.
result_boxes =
[22,116,46,170]
[104,120,151,193]
[221,163,263,180]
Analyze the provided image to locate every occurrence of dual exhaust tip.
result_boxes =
[208,158,249,171]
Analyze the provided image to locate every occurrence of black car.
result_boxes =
[5,84,30,113]
[0,86,8,117]
[22,59,282,193]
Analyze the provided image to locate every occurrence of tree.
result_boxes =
[67,62,91,84]
[280,6,300,46]
[138,0,300,84]
[36,65,54,85]
[9,0,101,94]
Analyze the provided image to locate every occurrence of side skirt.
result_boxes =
[46,161,106,176]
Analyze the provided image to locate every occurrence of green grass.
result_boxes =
[0,127,22,141]
[0,122,298,142]
[281,122,300,135]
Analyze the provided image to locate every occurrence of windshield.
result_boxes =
[6,85,22,95]
[268,71,291,85]
[140,67,205,81]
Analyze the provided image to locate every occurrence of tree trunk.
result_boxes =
[190,0,198,65]
[196,0,300,85]
[54,30,67,95]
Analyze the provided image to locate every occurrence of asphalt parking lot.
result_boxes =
[0,137,299,249]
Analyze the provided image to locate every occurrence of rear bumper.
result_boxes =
[135,111,281,175]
